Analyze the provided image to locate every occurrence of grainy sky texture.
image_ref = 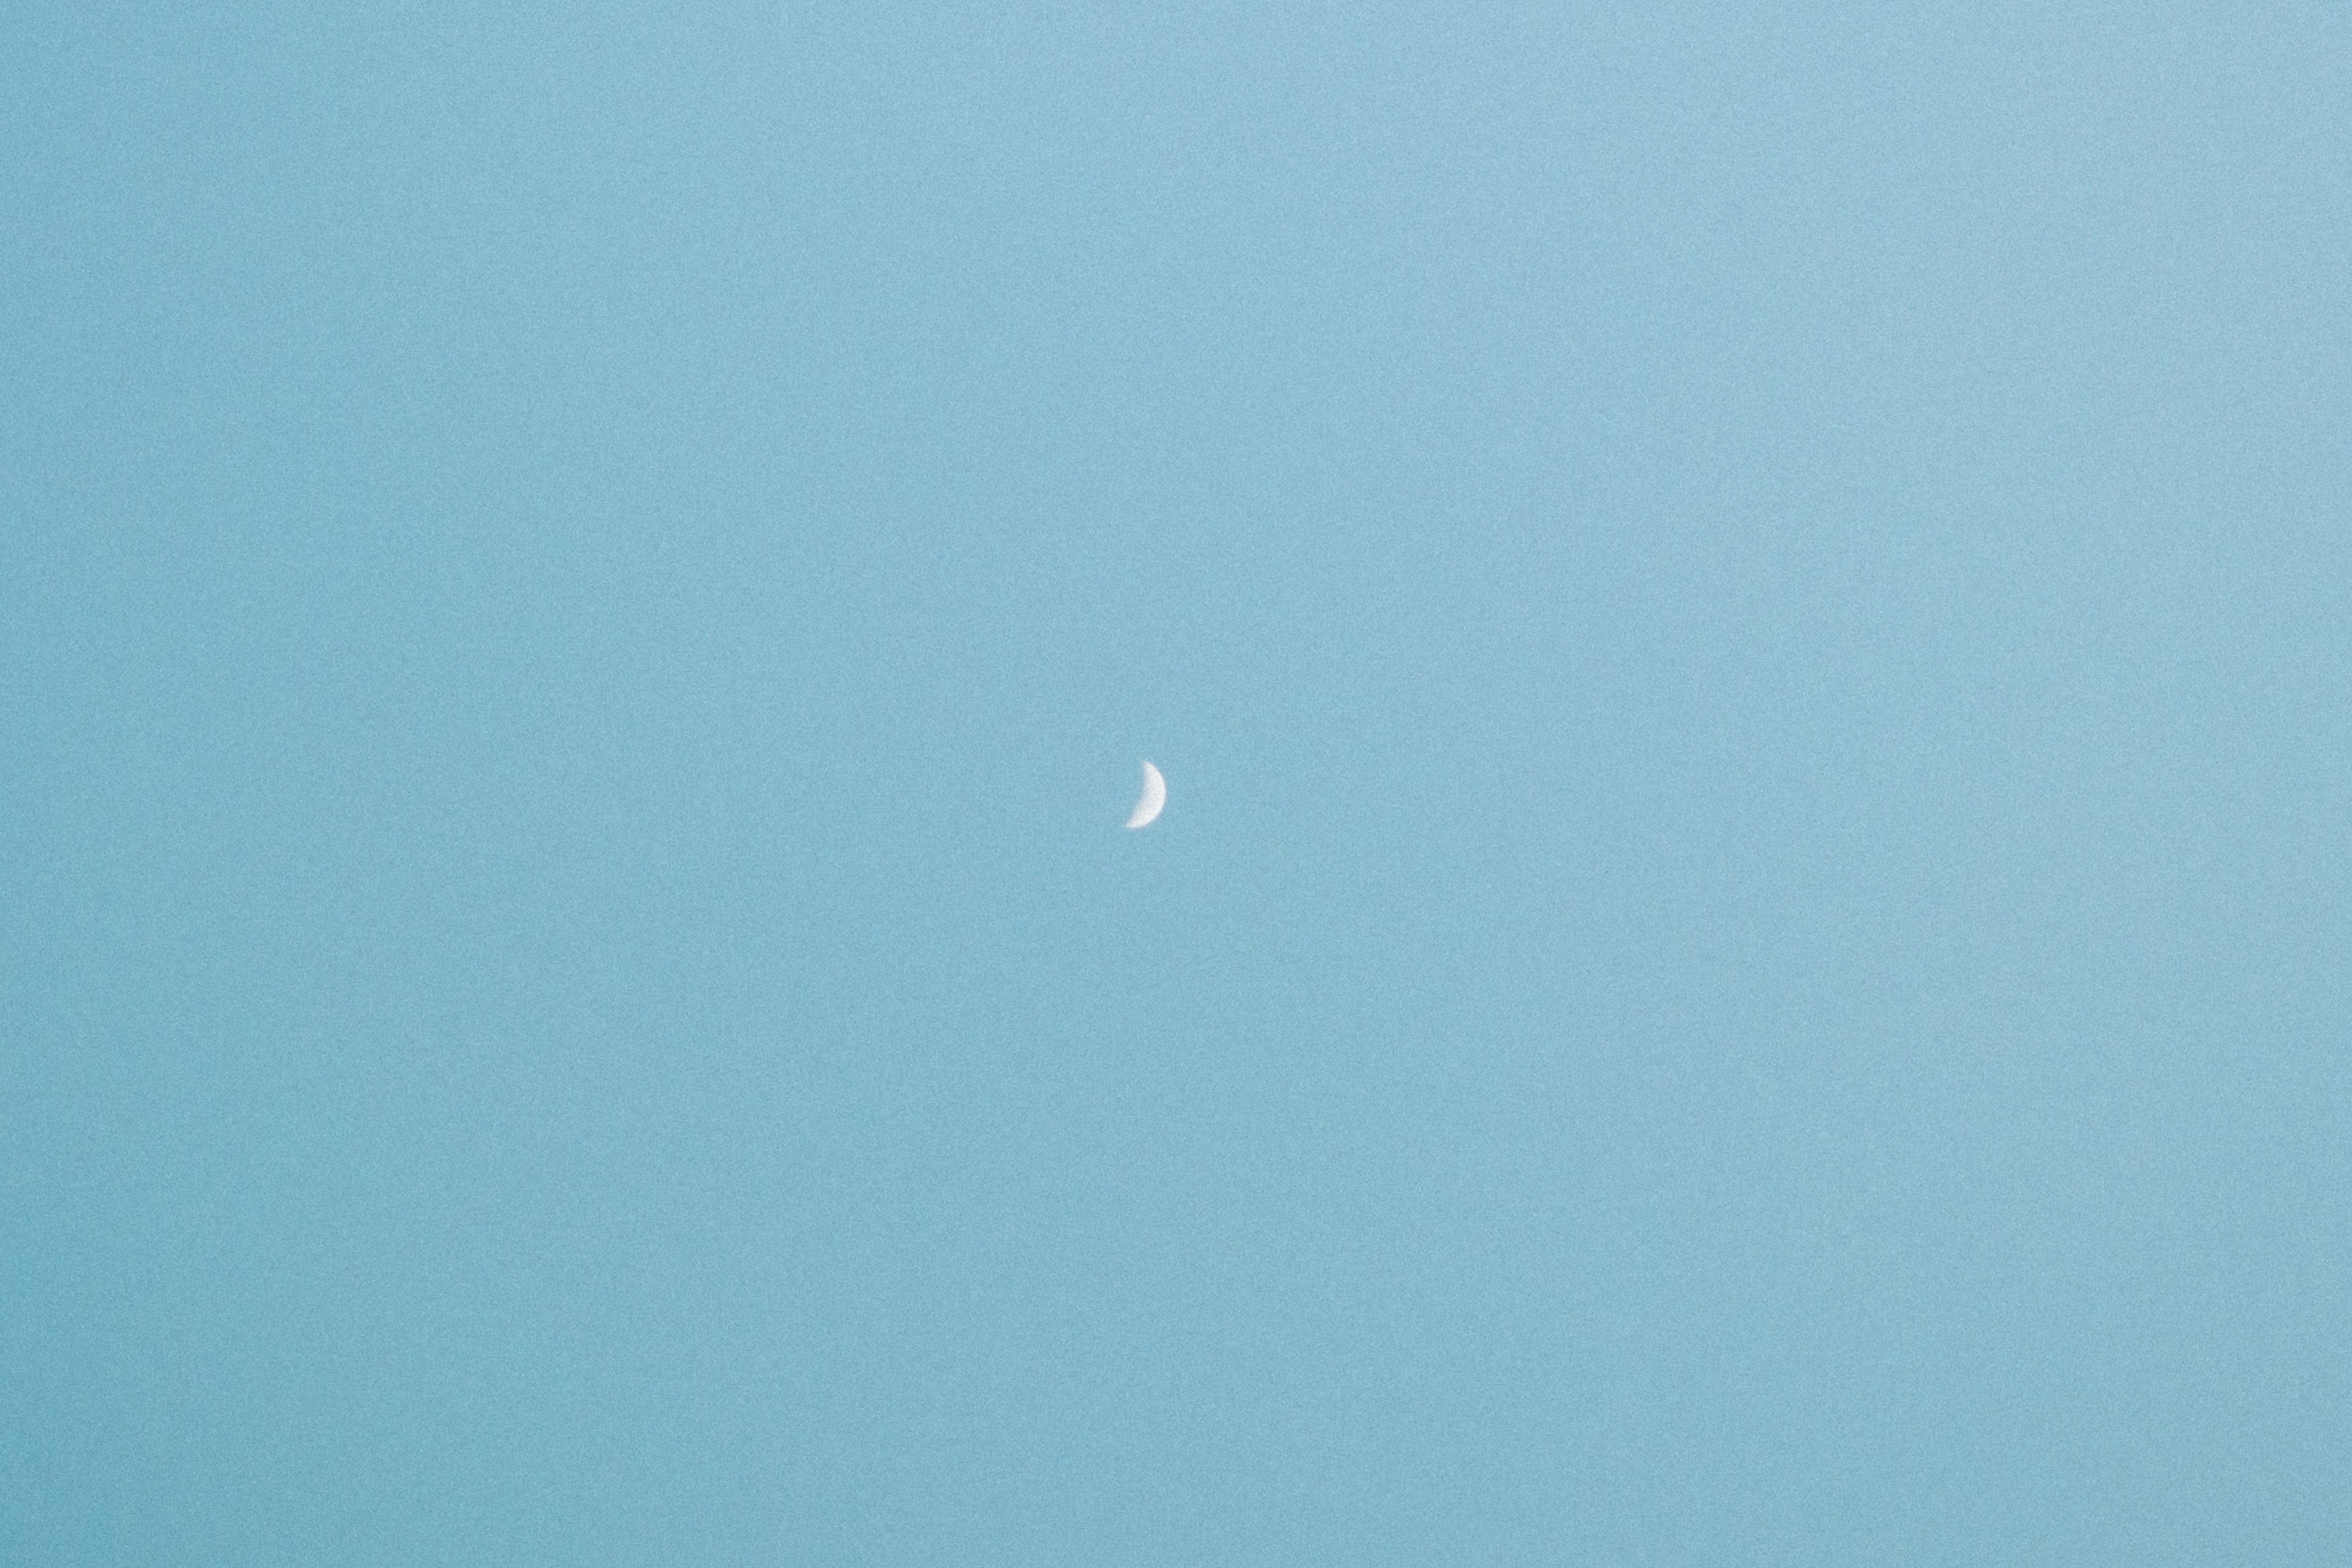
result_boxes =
[6,4,2349,1563]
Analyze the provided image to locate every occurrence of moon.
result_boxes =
[1125,761,1166,829]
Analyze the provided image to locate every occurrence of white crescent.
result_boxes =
[1125,761,1167,829]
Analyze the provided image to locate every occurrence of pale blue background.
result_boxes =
[5,4,2348,1563]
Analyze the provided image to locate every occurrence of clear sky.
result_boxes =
[6,4,2348,1563]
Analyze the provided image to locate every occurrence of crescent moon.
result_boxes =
[1125,761,1166,829]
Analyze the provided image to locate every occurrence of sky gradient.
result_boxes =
[6,4,2350,1563]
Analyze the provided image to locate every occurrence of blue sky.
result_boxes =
[6,4,2349,1563]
